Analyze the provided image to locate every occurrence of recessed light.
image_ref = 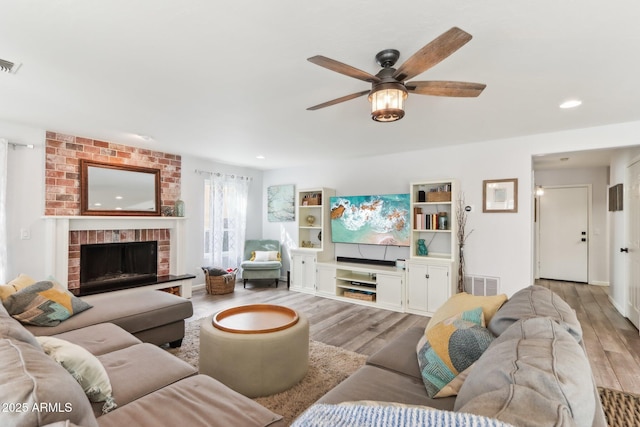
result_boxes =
[256,155,265,160]
[136,134,153,141]
[559,99,582,109]
[115,196,123,200]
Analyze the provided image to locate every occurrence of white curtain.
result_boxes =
[204,173,250,269]
[0,139,7,283]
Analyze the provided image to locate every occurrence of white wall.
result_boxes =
[1,121,46,280]
[534,167,610,285]
[263,120,640,297]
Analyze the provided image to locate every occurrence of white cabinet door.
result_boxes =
[316,264,335,296]
[406,261,451,315]
[377,274,403,310]
[426,264,450,313]
[407,262,429,312]
[291,252,316,292]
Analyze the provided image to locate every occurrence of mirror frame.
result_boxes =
[80,160,162,216]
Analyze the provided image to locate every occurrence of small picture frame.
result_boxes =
[483,178,518,213]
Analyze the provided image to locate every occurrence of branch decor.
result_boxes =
[456,193,474,293]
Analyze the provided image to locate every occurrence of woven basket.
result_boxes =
[204,269,236,295]
[426,191,452,202]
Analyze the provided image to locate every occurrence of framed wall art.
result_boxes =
[483,178,518,213]
[267,184,295,222]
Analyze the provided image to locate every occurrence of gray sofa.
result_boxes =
[24,289,193,347]
[1,289,285,427]
[303,285,607,427]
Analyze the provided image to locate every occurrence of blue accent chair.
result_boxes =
[240,239,282,288]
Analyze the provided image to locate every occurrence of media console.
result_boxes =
[316,261,404,312]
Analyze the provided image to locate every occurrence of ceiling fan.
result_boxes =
[307,27,486,122]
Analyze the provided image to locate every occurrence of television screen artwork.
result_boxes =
[330,193,410,246]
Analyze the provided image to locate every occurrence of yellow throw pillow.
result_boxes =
[425,292,508,333]
[0,274,36,301]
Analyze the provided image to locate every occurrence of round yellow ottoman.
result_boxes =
[199,305,309,398]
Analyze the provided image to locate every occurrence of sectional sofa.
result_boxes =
[294,285,608,426]
[0,286,285,427]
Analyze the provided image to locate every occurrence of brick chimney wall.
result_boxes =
[44,132,182,290]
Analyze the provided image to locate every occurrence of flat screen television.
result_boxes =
[330,193,410,246]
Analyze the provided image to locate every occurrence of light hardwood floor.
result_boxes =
[188,279,640,395]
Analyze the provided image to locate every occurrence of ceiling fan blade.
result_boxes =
[406,81,486,97]
[307,90,370,111]
[393,27,473,82]
[308,55,381,83]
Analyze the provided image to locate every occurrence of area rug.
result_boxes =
[166,319,367,425]
[599,386,640,426]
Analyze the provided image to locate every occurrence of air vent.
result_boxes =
[464,275,500,296]
[0,58,21,74]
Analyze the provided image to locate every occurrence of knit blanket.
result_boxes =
[291,403,514,427]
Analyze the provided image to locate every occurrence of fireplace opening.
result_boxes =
[80,241,158,295]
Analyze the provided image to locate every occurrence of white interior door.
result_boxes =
[626,161,640,328]
[538,186,589,283]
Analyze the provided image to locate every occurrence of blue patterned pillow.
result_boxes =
[417,307,495,398]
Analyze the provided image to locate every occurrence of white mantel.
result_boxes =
[44,216,187,289]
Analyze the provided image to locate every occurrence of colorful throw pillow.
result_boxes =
[425,292,508,333]
[36,336,117,414]
[417,307,495,398]
[0,273,37,301]
[250,250,281,262]
[2,281,92,326]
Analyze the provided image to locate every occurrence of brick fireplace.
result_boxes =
[69,228,170,291]
[42,132,192,297]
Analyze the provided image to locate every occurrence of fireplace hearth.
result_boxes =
[80,241,158,295]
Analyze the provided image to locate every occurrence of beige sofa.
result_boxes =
[1,290,285,427]
[296,285,608,427]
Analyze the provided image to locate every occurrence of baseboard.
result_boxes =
[608,294,626,317]
[589,280,610,287]
[192,283,206,291]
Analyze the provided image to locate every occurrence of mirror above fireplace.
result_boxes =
[80,160,161,216]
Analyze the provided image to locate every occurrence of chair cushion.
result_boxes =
[96,375,284,427]
[241,260,282,270]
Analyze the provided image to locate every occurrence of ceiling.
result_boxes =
[1,1,640,170]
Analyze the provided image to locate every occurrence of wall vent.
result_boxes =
[0,58,21,74]
[464,275,500,296]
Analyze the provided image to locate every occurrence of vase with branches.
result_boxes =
[456,193,474,293]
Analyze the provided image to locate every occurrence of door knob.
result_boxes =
[621,248,629,253]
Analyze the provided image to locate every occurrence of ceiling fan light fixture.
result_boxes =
[369,82,408,122]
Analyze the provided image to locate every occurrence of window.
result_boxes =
[203,174,250,269]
